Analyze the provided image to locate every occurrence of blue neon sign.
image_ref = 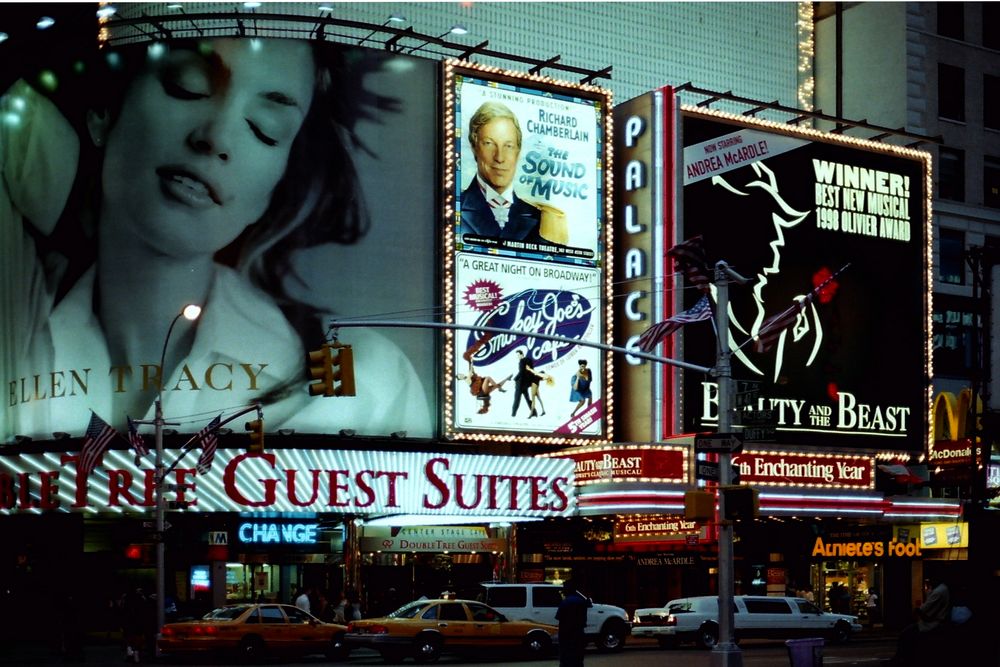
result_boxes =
[238,522,319,545]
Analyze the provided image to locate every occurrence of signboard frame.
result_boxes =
[442,60,614,446]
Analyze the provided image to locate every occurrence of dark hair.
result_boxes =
[26,38,396,397]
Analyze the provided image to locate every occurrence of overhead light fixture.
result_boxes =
[278,428,295,436]
[358,14,408,46]
[407,25,469,54]
[317,4,335,11]
[96,5,117,19]
[36,16,56,30]
[52,432,71,440]
[217,427,233,436]
[339,428,357,438]
[243,1,262,7]
[166,3,183,9]
[390,430,407,439]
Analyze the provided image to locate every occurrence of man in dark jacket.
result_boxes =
[555,580,591,667]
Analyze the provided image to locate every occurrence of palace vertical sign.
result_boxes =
[613,88,676,442]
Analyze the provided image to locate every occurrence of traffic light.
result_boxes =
[330,343,356,396]
[307,343,356,397]
[684,489,716,521]
[721,485,759,521]
[246,419,264,454]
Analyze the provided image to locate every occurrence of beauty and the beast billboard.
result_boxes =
[1,37,439,443]
[680,110,931,453]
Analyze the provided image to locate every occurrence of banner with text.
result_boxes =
[680,111,931,452]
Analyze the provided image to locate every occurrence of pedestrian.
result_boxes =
[865,588,880,627]
[885,576,950,666]
[120,587,147,663]
[555,579,591,667]
[295,586,313,613]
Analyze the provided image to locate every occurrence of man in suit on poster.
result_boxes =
[461,101,566,244]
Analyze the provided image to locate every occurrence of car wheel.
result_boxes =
[326,632,350,661]
[831,620,851,643]
[595,620,628,652]
[697,622,719,650]
[657,637,678,649]
[412,633,442,663]
[239,635,265,662]
[523,630,552,657]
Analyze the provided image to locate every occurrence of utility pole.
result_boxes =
[711,261,746,667]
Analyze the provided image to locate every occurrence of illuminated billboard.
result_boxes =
[0,448,576,517]
[1,38,438,442]
[679,110,932,452]
[443,61,613,444]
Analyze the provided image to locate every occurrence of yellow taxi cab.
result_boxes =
[345,598,557,663]
[157,603,349,660]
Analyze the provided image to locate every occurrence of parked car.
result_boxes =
[631,595,862,649]
[157,603,349,660]
[475,582,631,652]
[345,598,557,663]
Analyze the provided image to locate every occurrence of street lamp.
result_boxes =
[155,304,201,641]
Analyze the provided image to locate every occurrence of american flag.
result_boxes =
[753,264,850,354]
[637,295,714,353]
[126,416,148,459]
[79,412,116,475]
[668,235,712,293]
[195,415,222,475]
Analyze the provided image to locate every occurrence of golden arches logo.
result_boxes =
[932,388,981,442]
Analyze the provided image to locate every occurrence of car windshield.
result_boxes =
[387,602,427,619]
[203,606,250,620]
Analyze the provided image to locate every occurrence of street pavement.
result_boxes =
[0,631,899,667]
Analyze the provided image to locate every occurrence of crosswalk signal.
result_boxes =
[684,489,716,521]
[721,485,759,521]
[246,419,264,454]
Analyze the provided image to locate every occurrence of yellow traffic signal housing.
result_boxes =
[721,485,759,521]
[308,345,334,396]
[330,343,356,396]
[307,343,356,397]
[246,419,264,453]
[684,489,716,521]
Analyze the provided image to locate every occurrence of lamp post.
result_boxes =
[154,304,201,641]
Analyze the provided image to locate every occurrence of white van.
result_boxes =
[476,582,631,652]
[631,595,862,649]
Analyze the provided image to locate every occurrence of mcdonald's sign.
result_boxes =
[931,389,983,466]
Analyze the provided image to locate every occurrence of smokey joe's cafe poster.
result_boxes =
[443,61,613,443]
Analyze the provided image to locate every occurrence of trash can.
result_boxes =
[786,637,824,667]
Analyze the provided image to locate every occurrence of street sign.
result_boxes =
[142,520,171,531]
[696,461,720,481]
[737,408,776,426]
[741,426,777,442]
[694,433,744,453]
[734,380,762,408]
[695,461,741,483]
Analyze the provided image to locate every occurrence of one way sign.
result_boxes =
[694,433,744,453]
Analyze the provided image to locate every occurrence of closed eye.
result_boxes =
[247,119,277,146]
[162,80,207,101]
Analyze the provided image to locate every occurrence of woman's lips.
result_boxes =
[156,166,222,208]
